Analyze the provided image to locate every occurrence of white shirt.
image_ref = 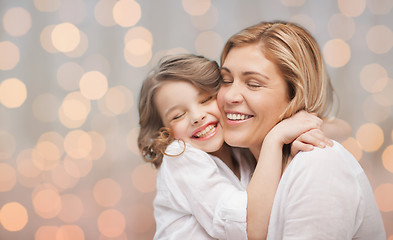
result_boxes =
[267,141,386,239]
[153,141,253,240]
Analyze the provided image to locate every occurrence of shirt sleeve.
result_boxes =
[161,142,248,240]
[278,145,363,239]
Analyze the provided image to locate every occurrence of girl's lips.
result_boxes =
[191,122,218,140]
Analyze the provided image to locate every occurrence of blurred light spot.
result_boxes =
[338,0,366,17]
[0,78,27,108]
[124,26,153,47]
[126,128,140,155]
[356,123,384,152]
[3,7,32,37]
[95,0,117,26]
[129,203,154,233]
[58,194,83,223]
[191,5,219,30]
[51,23,81,52]
[38,132,64,155]
[79,71,108,100]
[0,131,16,159]
[374,183,393,212]
[341,137,363,161]
[63,155,93,178]
[367,0,393,15]
[57,62,84,91]
[35,225,58,240]
[0,163,17,192]
[33,187,62,219]
[98,86,133,116]
[58,0,86,24]
[40,25,58,53]
[0,202,28,231]
[113,0,141,27]
[56,225,85,240]
[328,13,355,40]
[290,15,315,33]
[94,178,122,207]
[34,0,61,12]
[0,41,20,70]
[64,130,92,159]
[132,164,157,193]
[362,95,390,123]
[182,0,211,16]
[51,163,79,190]
[366,25,393,54]
[17,149,42,178]
[382,145,393,173]
[124,48,152,67]
[280,0,306,7]
[64,31,88,58]
[373,79,393,106]
[360,63,388,93]
[195,31,223,60]
[125,38,151,55]
[82,54,111,77]
[33,141,61,171]
[88,131,106,160]
[32,94,60,122]
[62,97,90,121]
[97,209,126,238]
[323,39,351,68]
[59,91,91,129]
[99,233,127,240]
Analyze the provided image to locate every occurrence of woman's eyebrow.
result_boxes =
[220,67,230,73]
[243,71,270,80]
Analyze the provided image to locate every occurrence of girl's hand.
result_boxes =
[264,111,323,147]
[290,128,334,157]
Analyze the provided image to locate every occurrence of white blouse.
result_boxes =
[153,141,253,240]
[267,141,386,239]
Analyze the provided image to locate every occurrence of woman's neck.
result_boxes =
[211,144,240,179]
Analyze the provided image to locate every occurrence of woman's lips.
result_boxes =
[225,112,254,125]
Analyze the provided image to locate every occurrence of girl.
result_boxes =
[138,54,333,239]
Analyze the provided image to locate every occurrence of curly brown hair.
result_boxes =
[137,54,222,168]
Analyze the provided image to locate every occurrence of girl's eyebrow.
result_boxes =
[221,67,270,80]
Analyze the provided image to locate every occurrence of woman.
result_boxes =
[217,20,386,239]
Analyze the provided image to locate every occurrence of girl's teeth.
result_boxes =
[196,125,215,138]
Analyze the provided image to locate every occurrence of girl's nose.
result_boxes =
[191,111,206,125]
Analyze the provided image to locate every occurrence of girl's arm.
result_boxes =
[246,111,329,240]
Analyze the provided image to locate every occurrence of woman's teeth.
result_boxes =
[195,125,216,138]
[227,113,253,121]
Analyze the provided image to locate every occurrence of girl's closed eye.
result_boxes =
[201,96,213,104]
[172,112,185,121]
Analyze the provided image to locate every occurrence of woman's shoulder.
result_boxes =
[289,140,364,176]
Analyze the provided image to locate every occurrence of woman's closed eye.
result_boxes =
[246,79,264,89]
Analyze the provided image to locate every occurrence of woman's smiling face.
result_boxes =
[217,44,290,156]
[155,80,225,153]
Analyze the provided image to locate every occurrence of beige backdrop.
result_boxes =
[0,0,392,239]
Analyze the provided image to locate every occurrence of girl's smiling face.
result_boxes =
[217,44,290,156]
[155,80,225,153]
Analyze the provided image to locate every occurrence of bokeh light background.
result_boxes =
[0,0,392,239]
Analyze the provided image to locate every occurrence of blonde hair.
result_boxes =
[138,54,221,168]
[221,20,334,119]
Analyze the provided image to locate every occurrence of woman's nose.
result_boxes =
[225,83,243,104]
